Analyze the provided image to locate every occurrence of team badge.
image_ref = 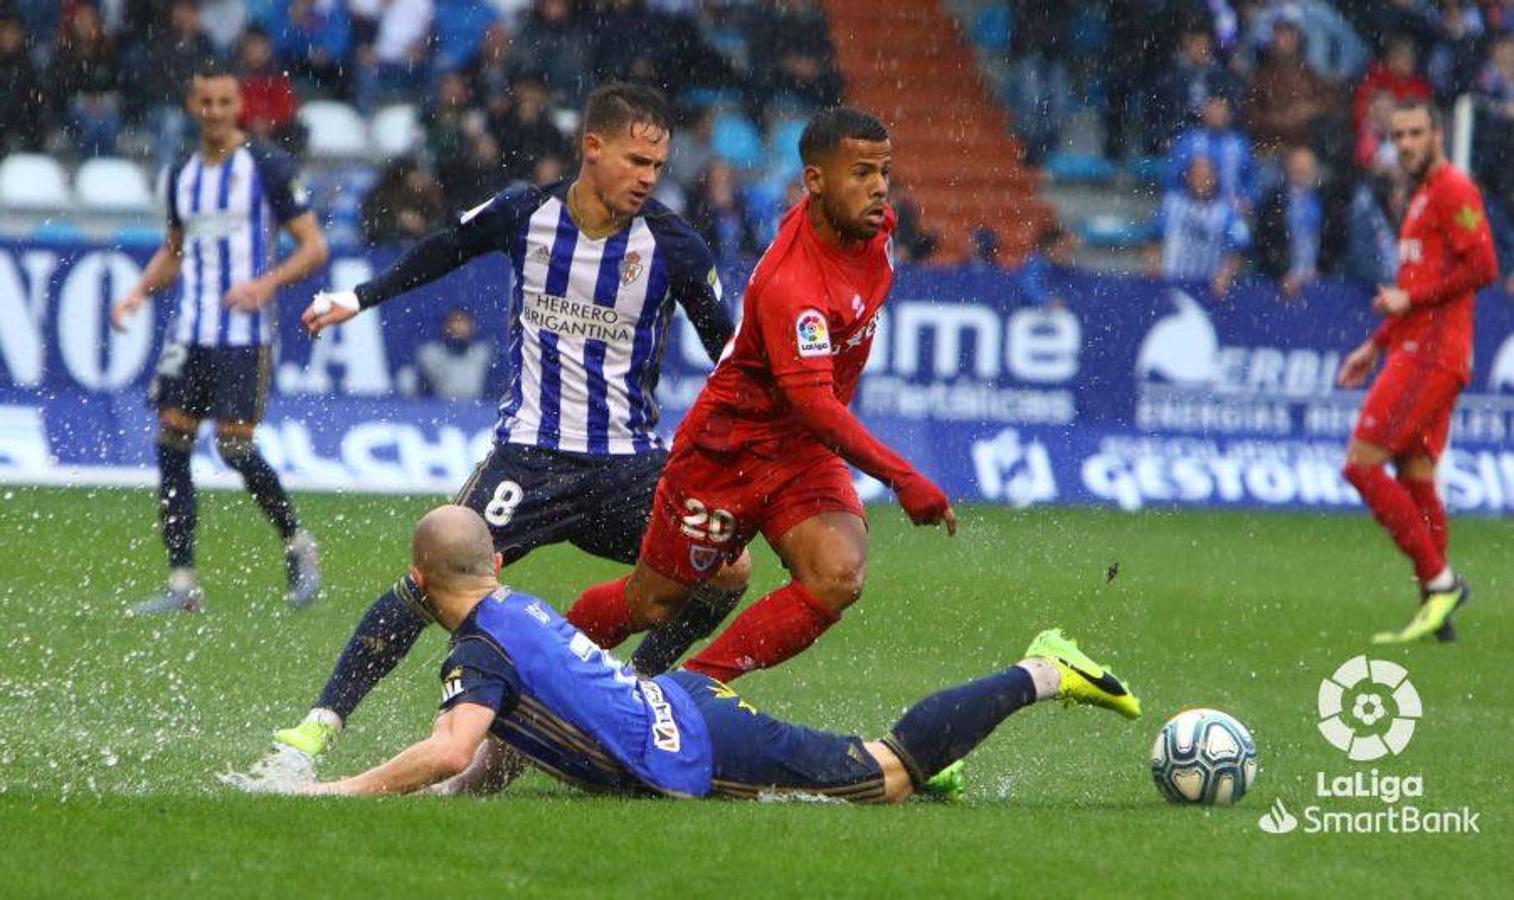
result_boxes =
[1454,204,1482,231]
[689,545,720,573]
[620,251,644,286]
[795,308,831,358]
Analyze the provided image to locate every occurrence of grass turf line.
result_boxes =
[0,487,1506,896]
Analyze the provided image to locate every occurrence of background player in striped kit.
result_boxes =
[110,60,329,615]
[261,83,750,769]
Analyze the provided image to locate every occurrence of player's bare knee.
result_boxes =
[804,557,866,613]
[157,408,198,438]
[710,552,752,593]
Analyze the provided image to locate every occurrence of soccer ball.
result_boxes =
[1150,708,1258,806]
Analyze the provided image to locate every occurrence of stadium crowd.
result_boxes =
[987,0,1514,294]
[4,0,1514,289]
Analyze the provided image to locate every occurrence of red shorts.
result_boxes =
[1353,352,1462,460]
[640,439,865,584]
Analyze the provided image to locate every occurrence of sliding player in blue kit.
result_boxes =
[272,506,1141,803]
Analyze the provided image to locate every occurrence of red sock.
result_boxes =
[1399,475,1449,558]
[1344,463,1445,584]
[684,581,839,682]
[564,575,634,649]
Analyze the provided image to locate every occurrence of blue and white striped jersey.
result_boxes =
[1154,190,1251,282]
[456,181,728,455]
[165,141,310,348]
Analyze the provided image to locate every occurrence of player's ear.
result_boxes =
[409,564,426,593]
[802,162,825,199]
[492,553,503,580]
[582,131,602,165]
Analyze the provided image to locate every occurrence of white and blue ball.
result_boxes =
[1150,708,1258,806]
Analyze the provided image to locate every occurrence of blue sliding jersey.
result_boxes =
[165,140,310,348]
[455,181,726,455]
[439,589,714,798]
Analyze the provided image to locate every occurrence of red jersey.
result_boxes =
[677,197,896,455]
[1374,163,1497,384]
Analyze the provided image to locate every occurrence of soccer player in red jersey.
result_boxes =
[1336,98,1496,644]
[565,107,955,679]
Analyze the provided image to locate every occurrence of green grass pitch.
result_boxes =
[1,486,1507,897]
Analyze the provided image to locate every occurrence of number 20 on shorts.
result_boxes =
[680,498,734,543]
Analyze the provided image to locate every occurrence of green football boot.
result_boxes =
[1023,628,1142,720]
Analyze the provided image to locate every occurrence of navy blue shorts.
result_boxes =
[452,442,667,566]
[667,671,886,802]
[149,343,271,423]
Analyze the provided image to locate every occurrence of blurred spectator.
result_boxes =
[513,0,588,107]
[1344,171,1404,286]
[687,161,760,264]
[199,0,250,54]
[1355,88,1402,173]
[1014,224,1079,307]
[1352,34,1431,134]
[1243,1,1367,81]
[355,0,434,112]
[968,226,1001,269]
[1166,94,1257,213]
[0,10,45,154]
[1004,0,1074,164]
[1148,155,1250,296]
[586,0,665,87]
[1425,0,1484,100]
[1149,24,1243,149]
[1485,183,1514,294]
[889,185,938,264]
[467,20,523,109]
[235,27,301,150]
[48,3,123,157]
[432,0,499,73]
[265,0,352,93]
[1255,146,1323,297]
[132,0,213,170]
[362,156,446,244]
[411,308,492,399]
[747,0,842,111]
[665,105,717,199]
[424,70,494,208]
[1473,33,1514,199]
[1244,10,1339,153]
[1344,0,1437,57]
[488,75,571,185]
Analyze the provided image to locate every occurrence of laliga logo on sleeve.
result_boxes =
[795,308,831,358]
[1317,655,1421,761]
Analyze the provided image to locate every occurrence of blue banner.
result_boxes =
[2,239,1512,513]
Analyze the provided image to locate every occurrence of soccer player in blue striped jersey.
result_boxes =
[110,60,329,615]
[262,83,750,768]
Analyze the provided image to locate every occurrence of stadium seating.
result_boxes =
[711,110,767,171]
[75,157,156,213]
[0,154,72,210]
[370,104,422,158]
[299,100,370,160]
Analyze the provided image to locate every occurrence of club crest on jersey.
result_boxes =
[795,308,831,358]
[620,251,645,286]
[689,545,720,573]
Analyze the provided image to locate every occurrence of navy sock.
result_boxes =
[632,584,745,675]
[314,581,429,721]
[217,438,299,540]
[157,438,196,569]
[884,666,1037,787]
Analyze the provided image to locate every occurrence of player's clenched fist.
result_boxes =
[895,473,956,535]
[302,289,361,337]
[1336,339,1381,389]
[109,288,149,332]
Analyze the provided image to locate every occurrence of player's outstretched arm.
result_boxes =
[308,702,494,796]
[109,228,184,332]
[300,224,485,337]
[781,380,955,534]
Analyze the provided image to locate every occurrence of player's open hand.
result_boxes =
[1371,285,1411,317]
[301,290,361,338]
[109,288,147,332]
[224,275,277,312]
[1336,341,1380,389]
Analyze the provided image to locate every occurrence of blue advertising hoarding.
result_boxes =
[2,239,1512,512]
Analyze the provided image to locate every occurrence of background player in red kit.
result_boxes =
[564,107,955,679]
[1336,98,1496,644]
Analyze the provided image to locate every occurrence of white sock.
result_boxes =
[1016,657,1061,702]
[1425,567,1455,593]
[168,567,198,592]
[305,708,343,732]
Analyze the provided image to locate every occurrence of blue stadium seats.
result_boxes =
[711,111,766,170]
[765,117,808,179]
[1044,152,1116,184]
[1078,214,1156,249]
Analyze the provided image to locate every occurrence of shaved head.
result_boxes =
[411,506,496,591]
